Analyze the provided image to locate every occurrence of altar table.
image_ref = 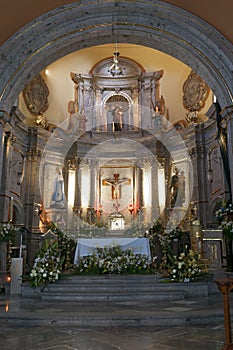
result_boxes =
[74,237,151,265]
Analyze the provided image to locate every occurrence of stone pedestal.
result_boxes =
[202,229,223,268]
[10,258,23,295]
[190,220,203,256]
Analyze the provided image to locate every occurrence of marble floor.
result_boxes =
[1,268,232,349]
[0,324,226,350]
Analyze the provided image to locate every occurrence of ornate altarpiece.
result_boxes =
[42,56,188,231]
[70,56,165,132]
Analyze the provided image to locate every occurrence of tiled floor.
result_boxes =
[0,324,226,350]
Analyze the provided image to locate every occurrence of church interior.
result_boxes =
[0,2,233,345]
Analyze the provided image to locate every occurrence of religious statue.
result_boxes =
[176,170,185,206]
[170,168,185,207]
[112,105,124,131]
[102,173,131,212]
[78,108,87,133]
[50,167,66,209]
[170,168,179,208]
[152,105,162,132]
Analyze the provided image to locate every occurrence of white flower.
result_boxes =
[178,262,182,269]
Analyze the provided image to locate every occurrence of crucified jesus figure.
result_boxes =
[102,173,131,212]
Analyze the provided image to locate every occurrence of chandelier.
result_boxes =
[109,50,123,76]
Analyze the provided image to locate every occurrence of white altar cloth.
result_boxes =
[74,237,151,265]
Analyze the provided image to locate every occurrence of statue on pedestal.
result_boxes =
[170,168,185,207]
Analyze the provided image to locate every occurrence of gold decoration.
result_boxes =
[23,74,49,116]
[182,71,209,112]
[34,113,47,129]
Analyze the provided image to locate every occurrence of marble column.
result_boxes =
[0,130,14,222]
[23,128,41,232]
[151,161,160,221]
[89,160,96,209]
[194,124,208,227]
[225,108,233,202]
[136,166,143,210]
[73,157,82,217]
[0,121,5,196]
[86,160,96,224]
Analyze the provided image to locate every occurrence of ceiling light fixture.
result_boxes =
[109,46,123,77]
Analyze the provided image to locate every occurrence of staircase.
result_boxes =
[17,275,219,327]
[39,274,210,302]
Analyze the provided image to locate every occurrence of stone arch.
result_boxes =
[0,0,232,114]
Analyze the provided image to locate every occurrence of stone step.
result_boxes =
[21,275,212,301]
[41,289,186,302]
[41,275,186,301]
[40,274,187,301]
[57,274,161,285]
[42,284,183,293]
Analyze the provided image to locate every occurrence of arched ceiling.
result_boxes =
[0,0,233,46]
[0,0,232,114]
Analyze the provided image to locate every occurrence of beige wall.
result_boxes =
[19,44,213,126]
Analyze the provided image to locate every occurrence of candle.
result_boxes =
[9,197,13,222]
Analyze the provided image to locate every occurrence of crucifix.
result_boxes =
[102,173,131,212]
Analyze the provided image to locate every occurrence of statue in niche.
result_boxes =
[152,105,162,132]
[50,166,66,209]
[78,108,87,133]
[176,170,185,206]
[112,104,124,131]
[170,168,185,207]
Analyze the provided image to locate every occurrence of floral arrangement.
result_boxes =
[29,242,64,287]
[78,222,109,238]
[216,203,233,240]
[147,220,183,250]
[0,222,16,242]
[76,244,152,275]
[49,222,76,270]
[167,249,202,282]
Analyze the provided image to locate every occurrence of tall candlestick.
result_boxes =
[10,197,13,222]
[19,233,22,258]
